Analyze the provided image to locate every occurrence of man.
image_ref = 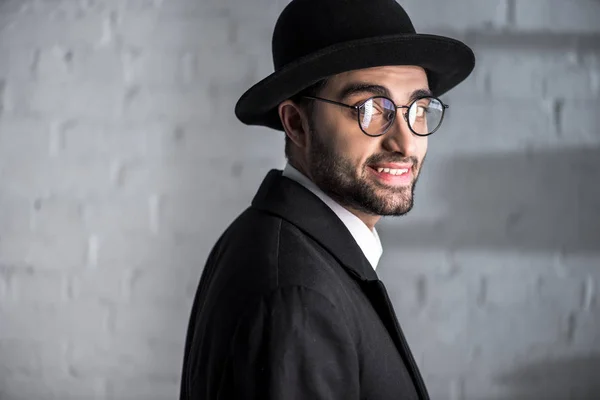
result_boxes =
[180,0,474,399]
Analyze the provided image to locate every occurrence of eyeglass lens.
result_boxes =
[358,96,444,136]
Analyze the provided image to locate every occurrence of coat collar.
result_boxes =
[251,169,379,282]
[282,163,383,269]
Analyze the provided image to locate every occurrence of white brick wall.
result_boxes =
[513,0,600,33]
[403,0,510,31]
[0,0,598,399]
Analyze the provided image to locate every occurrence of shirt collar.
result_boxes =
[282,163,383,269]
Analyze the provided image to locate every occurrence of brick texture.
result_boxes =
[513,0,600,33]
[0,0,598,399]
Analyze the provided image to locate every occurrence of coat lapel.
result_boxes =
[251,169,429,399]
[251,169,378,282]
[361,280,429,399]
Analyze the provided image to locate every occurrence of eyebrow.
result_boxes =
[338,83,391,100]
[337,82,433,104]
[408,88,434,102]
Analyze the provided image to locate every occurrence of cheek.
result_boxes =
[345,136,380,167]
[315,110,385,168]
[417,137,428,160]
[323,117,372,158]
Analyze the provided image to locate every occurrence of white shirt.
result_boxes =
[282,163,383,269]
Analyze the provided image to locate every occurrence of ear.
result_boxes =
[278,100,311,151]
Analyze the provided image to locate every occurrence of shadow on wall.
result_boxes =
[0,0,16,13]
[495,354,600,400]
[380,146,600,254]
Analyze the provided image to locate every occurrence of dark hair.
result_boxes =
[284,78,329,159]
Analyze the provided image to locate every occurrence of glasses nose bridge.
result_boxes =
[382,104,412,138]
[395,104,411,124]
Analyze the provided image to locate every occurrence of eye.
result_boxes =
[408,103,430,125]
[360,100,383,124]
[372,105,385,115]
[415,106,427,118]
[363,99,384,113]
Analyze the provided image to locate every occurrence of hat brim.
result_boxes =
[235,33,475,131]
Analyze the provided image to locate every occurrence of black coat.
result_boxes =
[180,170,429,399]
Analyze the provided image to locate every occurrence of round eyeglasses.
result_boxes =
[303,95,449,137]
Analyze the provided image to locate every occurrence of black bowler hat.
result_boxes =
[234,0,476,132]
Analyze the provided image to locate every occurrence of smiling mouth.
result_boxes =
[373,167,409,176]
[368,162,414,175]
[366,163,414,186]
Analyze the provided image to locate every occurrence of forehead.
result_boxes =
[325,65,429,98]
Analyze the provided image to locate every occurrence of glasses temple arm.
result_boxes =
[303,96,357,110]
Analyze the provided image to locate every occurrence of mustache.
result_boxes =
[365,154,419,167]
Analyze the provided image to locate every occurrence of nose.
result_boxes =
[382,111,417,156]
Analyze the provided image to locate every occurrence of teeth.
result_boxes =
[376,167,409,175]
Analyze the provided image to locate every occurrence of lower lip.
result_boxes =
[368,166,413,185]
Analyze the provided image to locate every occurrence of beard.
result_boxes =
[306,124,424,217]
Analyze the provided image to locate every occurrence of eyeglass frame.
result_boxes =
[302,95,449,137]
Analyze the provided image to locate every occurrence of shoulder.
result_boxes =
[210,206,362,311]
[216,207,342,282]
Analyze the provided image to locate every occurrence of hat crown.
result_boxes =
[272,0,416,70]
